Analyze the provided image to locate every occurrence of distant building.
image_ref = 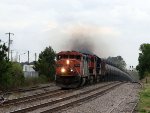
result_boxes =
[23,64,35,72]
[22,63,39,78]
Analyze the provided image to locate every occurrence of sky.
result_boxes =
[0,0,150,68]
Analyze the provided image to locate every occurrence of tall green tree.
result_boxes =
[136,43,150,79]
[107,56,126,70]
[0,40,12,89]
[34,46,56,81]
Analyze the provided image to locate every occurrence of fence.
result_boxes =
[24,71,39,78]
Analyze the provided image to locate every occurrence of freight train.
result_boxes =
[55,51,133,88]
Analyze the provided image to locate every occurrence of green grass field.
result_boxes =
[139,78,150,113]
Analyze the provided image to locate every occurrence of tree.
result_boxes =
[0,40,12,89]
[0,40,24,89]
[107,56,126,70]
[34,46,56,81]
[136,43,150,79]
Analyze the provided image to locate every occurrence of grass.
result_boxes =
[139,77,150,113]
[23,75,49,87]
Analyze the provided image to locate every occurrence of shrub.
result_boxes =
[23,75,49,87]
[9,62,25,88]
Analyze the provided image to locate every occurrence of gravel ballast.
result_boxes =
[0,82,140,113]
[61,82,140,113]
[0,82,112,113]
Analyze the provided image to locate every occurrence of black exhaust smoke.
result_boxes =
[61,25,113,57]
[69,32,95,55]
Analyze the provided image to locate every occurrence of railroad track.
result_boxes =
[10,82,124,113]
[0,83,55,96]
[0,82,112,108]
[0,88,64,107]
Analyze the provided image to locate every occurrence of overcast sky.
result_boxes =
[0,0,150,68]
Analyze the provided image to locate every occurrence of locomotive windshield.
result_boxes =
[76,55,81,60]
[57,54,81,60]
[57,55,68,60]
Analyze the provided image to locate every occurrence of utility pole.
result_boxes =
[28,51,29,64]
[18,52,26,63]
[35,53,37,61]
[11,50,14,61]
[19,55,20,63]
[5,32,14,60]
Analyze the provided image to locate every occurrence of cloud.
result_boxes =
[1,0,150,66]
[62,24,121,38]
[42,21,59,32]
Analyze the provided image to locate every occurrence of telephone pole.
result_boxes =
[19,55,20,63]
[5,32,14,60]
[11,50,14,61]
[35,53,37,61]
[28,51,29,64]
[18,52,26,63]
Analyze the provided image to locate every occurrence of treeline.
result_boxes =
[136,43,150,79]
[0,40,56,90]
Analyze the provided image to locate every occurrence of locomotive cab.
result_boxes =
[55,51,83,88]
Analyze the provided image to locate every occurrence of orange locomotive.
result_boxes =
[55,51,105,88]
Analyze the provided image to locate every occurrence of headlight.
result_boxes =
[66,60,70,65]
[61,68,66,73]
[70,69,73,72]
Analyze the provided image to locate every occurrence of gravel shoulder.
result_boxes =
[61,82,140,113]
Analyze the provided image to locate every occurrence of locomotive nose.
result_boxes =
[60,67,74,74]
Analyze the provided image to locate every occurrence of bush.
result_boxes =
[9,62,25,88]
[0,62,25,90]
[139,82,150,113]
[0,60,12,90]
[23,75,49,87]
[0,72,13,90]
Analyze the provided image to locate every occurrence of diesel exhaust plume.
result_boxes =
[61,24,115,57]
[69,32,95,55]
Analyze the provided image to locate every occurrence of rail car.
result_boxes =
[55,51,133,88]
